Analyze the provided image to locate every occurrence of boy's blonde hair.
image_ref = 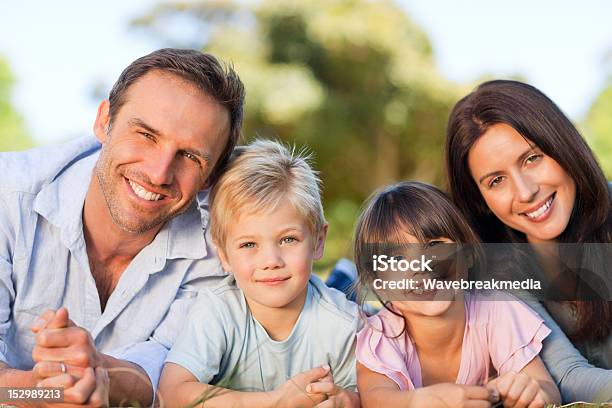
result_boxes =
[210,139,325,248]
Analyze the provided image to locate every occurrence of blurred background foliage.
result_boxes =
[2,0,611,269]
[131,0,469,268]
[0,57,32,151]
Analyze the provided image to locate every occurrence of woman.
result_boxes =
[445,79,612,403]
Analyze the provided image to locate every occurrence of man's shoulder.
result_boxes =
[0,136,101,195]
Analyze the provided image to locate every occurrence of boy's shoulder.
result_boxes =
[308,274,360,329]
[190,275,247,318]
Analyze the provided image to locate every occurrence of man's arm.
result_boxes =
[0,196,33,387]
[0,362,36,387]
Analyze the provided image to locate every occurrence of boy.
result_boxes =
[159,139,360,407]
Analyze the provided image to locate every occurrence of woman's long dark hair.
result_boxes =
[445,79,611,342]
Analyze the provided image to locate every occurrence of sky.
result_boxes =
[0,0,610,146]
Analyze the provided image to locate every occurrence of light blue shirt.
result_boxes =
[0,136,227,389]
[166,274,359,392]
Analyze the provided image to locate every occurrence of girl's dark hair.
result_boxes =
[353,181,482,335]
[445,79,611,341]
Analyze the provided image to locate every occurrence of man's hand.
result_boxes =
[31,308,101,381]
[36,366,109,407]
[30,307,155,407]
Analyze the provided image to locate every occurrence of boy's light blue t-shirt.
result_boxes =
[166,274,360,392]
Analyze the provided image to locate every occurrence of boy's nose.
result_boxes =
[260,247,285,270]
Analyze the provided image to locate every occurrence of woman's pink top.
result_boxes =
[356,291,551,390]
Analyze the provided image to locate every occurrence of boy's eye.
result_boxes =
[239,242,256,249]
[488,175,504,188]
[280,236,297,245]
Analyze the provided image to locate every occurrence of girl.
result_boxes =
[446,79,612,402]
[354,181,560,408]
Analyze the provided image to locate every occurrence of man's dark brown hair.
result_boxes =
[108,48,245,186]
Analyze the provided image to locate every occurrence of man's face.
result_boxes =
[94,70,230,234]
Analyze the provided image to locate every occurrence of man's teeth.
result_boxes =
[525,195,553,219]
[128,180,163,201]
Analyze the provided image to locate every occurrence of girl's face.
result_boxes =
[467,123,576,244]
[387,233,460,318]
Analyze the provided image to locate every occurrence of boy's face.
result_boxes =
[218,198,327,312]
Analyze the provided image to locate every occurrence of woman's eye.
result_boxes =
[239,242,256,249]
[488,176,504,188]
[525,153,542,165]
[390,255,405,261]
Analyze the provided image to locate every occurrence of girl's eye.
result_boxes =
[525,153,543,165]
[281,236,297,245]
[239,242,256,249]
[426,240,443,248]
[488,175,504,188]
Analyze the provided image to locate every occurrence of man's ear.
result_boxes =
[93,100,111,143]
[313,223,329,261]
[213,241,231,272]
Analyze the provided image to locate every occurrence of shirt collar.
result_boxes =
[33,141,208,263]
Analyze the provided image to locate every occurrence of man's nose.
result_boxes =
[514,172,539,203]
[146,147,176,187]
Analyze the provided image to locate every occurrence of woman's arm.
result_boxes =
[523,298,612,403]
[357,362,494,408]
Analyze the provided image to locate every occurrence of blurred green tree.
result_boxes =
[133,0,464,263]
[0,57,32,151]
[583,81,612,178]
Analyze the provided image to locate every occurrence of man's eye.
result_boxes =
[240,242,256,249]
[140,132,155,140]
[182,152,200,164]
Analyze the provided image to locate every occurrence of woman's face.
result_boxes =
[467,123,576,243]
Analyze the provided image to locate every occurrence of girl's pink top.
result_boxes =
[356,291,551,390]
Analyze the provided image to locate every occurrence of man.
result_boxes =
[0,48,244,405]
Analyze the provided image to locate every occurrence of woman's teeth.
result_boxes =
[129,180,163,201]
[524,195,554,219]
